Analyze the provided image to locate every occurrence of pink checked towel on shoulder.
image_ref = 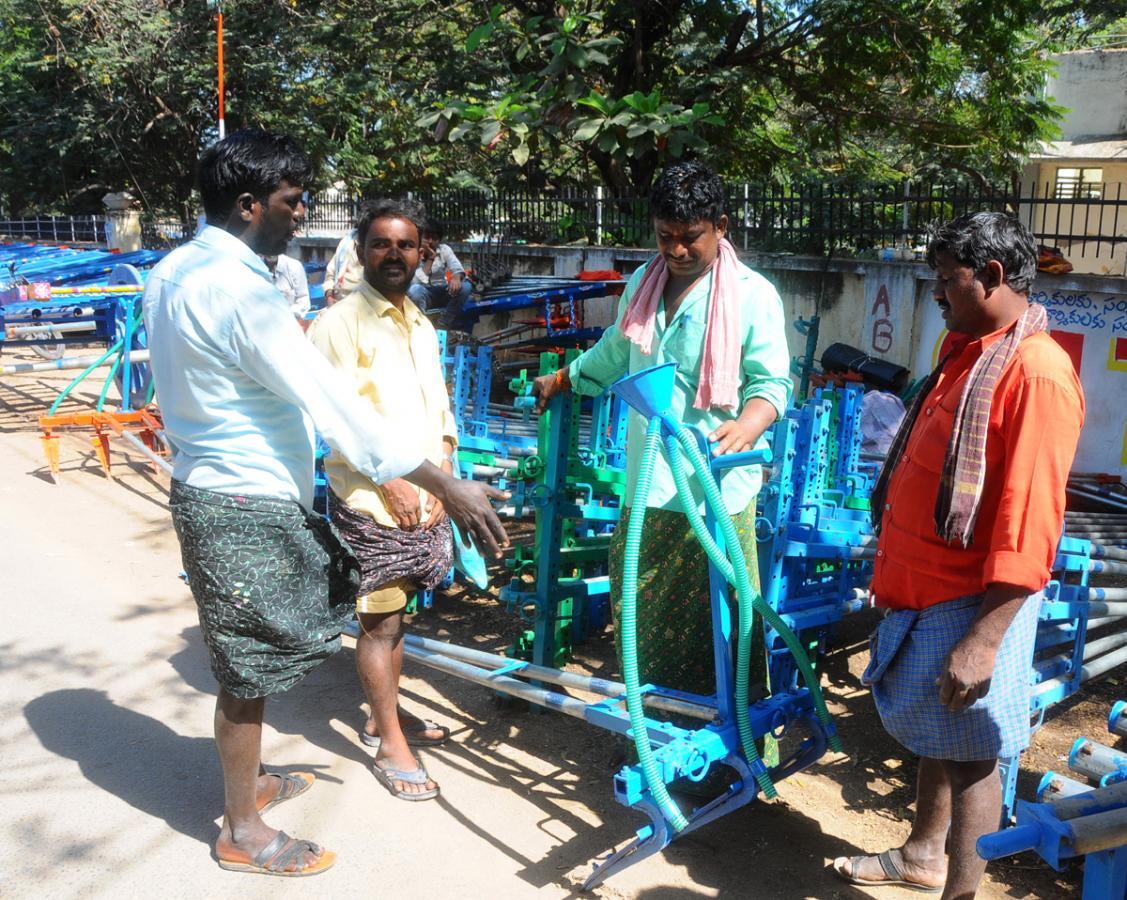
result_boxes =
[620,238,742,410]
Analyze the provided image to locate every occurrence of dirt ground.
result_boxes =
[1,353,1120,899]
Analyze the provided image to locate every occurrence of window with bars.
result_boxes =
[1054,167,1104,199]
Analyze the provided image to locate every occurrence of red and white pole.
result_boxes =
[216,6,226,138]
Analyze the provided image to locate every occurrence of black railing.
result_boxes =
[8,180,1126,261]
[0,215,106,244]
[303,181,1127,261]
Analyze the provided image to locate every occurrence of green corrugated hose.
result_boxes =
[672,425,843,756]
[620,418,690,831]
[48,337,124,415]
[663,431,775,799]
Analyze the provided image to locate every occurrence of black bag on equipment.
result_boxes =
[821,343,909,393]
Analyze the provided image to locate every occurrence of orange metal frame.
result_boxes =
[39,407,166,478]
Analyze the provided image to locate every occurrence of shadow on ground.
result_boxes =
[24,688,221,847]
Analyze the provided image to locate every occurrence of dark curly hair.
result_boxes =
[354,197,426,245]
[926,212,1038,294]
[649,161,726,225]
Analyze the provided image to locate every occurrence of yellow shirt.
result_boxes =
[307,280,457,527]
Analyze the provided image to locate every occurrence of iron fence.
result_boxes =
[7,179,1126,261]
[305,181,1127,262]
[0,215,106,244]
[140,217,193,249]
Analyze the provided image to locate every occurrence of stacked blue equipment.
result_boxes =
[756,384,875,692]
[979,704,1127,899]
[500,349,628,668]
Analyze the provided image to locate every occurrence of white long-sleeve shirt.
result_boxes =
[143,225,423,510]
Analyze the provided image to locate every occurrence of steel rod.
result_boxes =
[404,634,718,720]
[403,643,595,721]
[1,348,150,376]
[1068,807,1127,855]
[2,320,98,337]
[1090,559,1127,576]
[118,430,174,476]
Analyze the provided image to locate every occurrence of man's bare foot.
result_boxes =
[832,847,945,892]
[216,819,328,875]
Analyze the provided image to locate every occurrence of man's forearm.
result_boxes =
[736,397,779,445]
[404,459,448,496]
[966,582,1030,650]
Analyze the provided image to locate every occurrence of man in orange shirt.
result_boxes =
[834,213,1084,897]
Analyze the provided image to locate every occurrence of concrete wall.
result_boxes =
[292,237,1127,477]
[1047,49,1127,139]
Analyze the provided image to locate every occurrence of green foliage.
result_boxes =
[0,0,1121,215]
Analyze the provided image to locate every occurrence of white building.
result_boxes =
[1021,48,1127,276]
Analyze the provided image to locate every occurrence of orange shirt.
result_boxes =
[872,324,1084,610]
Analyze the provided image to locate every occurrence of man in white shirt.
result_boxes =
[144,130,508,877]
[263,252,310,319]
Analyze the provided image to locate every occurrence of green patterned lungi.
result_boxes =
[608,502,769,701]
[169,479,360,699]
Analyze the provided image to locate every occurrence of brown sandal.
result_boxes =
[832,850,944,893]
[218,831,335,877]
[255,771,314,814]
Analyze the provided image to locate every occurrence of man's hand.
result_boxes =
[423,494,447,529]
[936,584,1029,713]
[403,460,510,556]
[532,369,569,413]
[423,451,454,530]
[448,273,463,296]
[937,632,998,713]
[324,289,337,307]
[709,419,758,457]
[436,479,510,557]
[380,478,422,529]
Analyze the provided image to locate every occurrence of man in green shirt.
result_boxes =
[534,160,791,706]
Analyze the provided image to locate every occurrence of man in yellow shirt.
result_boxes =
[308,199,457,801]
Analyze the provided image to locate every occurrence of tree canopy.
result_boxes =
[0,0,1121,218]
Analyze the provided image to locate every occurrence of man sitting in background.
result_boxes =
[408,219,471,327]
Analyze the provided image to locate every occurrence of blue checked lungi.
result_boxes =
[862,591,1041,761]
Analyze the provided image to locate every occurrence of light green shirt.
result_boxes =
[568,257,791,514]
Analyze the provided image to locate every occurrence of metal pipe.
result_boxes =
[0,348,149,376]
[1084,645,1127,683]
[1090,558,1127,576]
[1090,545,1127,563]
[404,634,718,721]
[1068,737,1127,783]
[403,643,593,720]
[2,320,97,337]
[1068,807,1127,855]
[1111,701,1127,739]
[1089,588,1127,604]
[1036,771,1090,802]
[1067,485,1127,513]
[118,430,174,476]
[1083,631,1127,661]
